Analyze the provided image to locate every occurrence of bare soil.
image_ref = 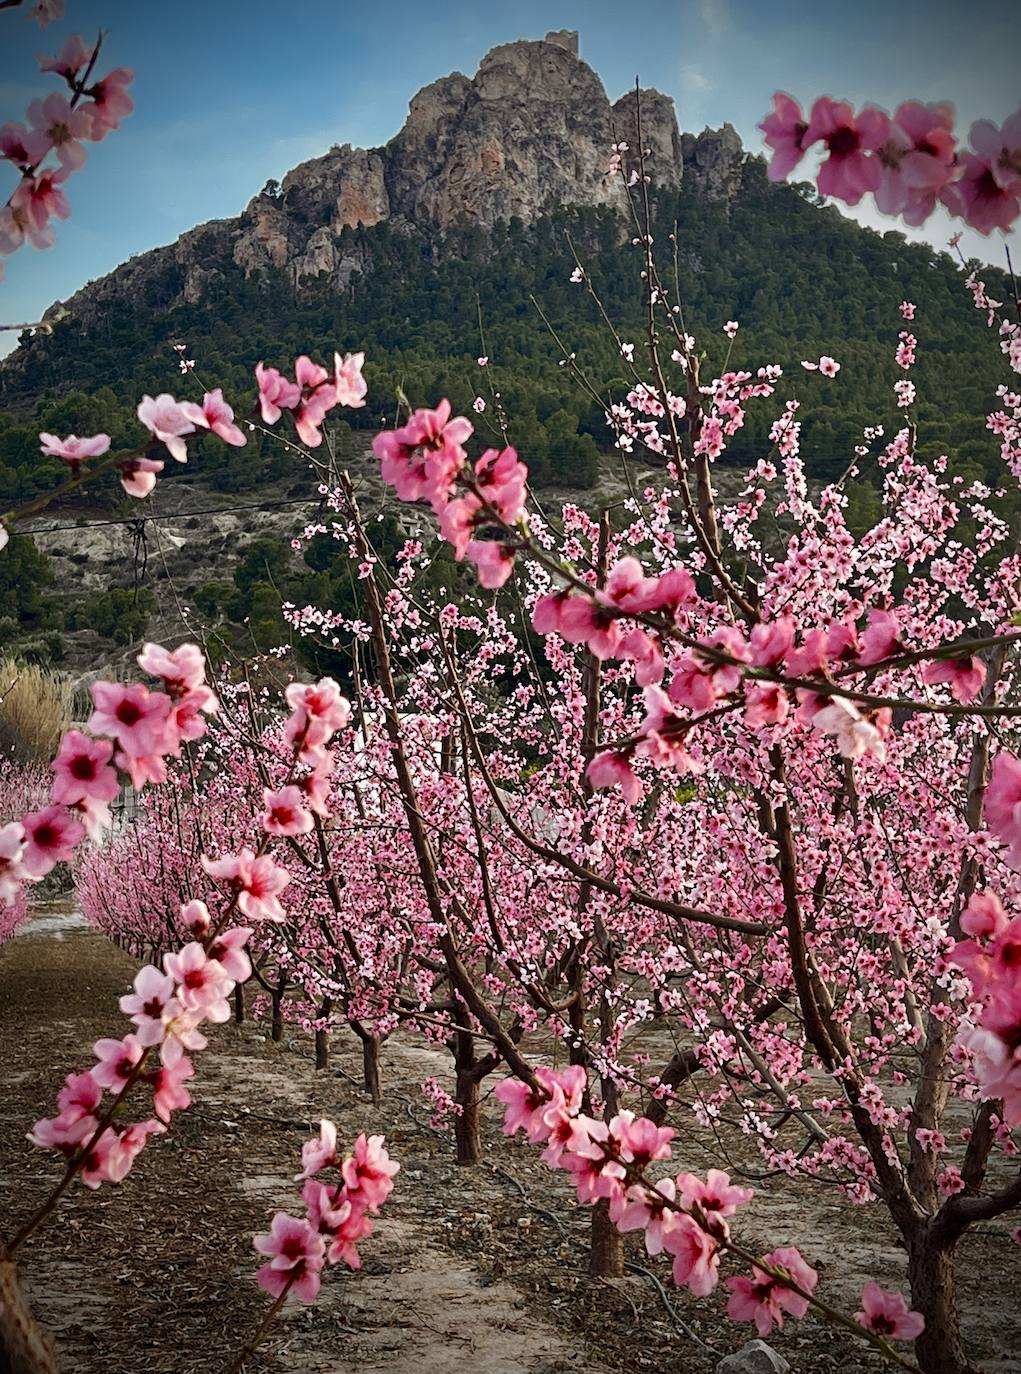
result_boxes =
[1,902,1018,1374]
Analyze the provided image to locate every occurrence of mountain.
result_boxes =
[0,29,739,356]
[0,32,1013,673]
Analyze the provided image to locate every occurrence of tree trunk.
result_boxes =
[362,1035,381,1103]
[314,997,333,1070]
[588,1199,624,1278]
[270,985,284,1043]
[453,1073,481,1165]
[907,1227,978,1374]
[233,982,245,1025]
[0,1259,58,1374]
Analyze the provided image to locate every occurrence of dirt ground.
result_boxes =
[1,902,1018,1374]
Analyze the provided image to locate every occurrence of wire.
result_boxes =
[10,494,329,538]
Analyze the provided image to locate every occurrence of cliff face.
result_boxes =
[28,31,745,329]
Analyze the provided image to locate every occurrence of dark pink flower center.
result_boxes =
[827,126,861,159]
[116,701,143,726]
[70,754,97,780]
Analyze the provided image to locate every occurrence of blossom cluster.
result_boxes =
[257,352,367,448]
[28,920,252,1185]
[533,563,976,802]
[253,1121,398,1302]
[0,30,134,275]
[372,401,528,587]
[494,1067,923,1343]
[951,754,1021,1125]
[1,643,218,912]
[759,94,1021,235]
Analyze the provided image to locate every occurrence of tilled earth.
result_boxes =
[1,902,1018,1374]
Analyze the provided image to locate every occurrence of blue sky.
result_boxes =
[1,0,1019,357]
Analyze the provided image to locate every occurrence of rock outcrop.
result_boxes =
[6,33,745,338]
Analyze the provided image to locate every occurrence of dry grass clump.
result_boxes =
[0,657,74,762]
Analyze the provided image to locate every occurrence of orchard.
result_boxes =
[1,4,1020,1372]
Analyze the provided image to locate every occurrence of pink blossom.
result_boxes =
[875,102,957,225]
[341,1132,400,1212]
[942,145,1021,236]
[759,93,810,181]
[333,351,367,408]
[805,98,889,205]
[138,641,207,695]
[163,942,232,1020]
[678,1168,755,1226]
[29,1,65,29]
[38,32,92,82]
[968,110,1021,195]
[744,682,790,727]
[292,355,339,447]
[88,681,172,758]
[254,1213,326,1303]
[922,654,986,704]
[119,964,180,1045]
[663,1215,721,1296]
[193,388,246,446]
[609,1111,674,1167]
[50,730,119,805]
[0,200,54,253]
[614,1177,679,1255]
[0,823,29,907]
[202,847,290,922]
[438,494,483,560]
[587,749,642,804]
[38,431,110,470]
[27,92,92,171]
[179,898,211,939]
[858,608,903,664]
[151,1057,194,1122]
[79,1128,133,1188]
[20,804,84,877]
[262,784,314,836]
[475,445,527,524]
[91,1033,145,1090]
[467,538,516,589]
[750,617,795,667]
[11,166,70,232]
[284,677,351,740]
[298,1118,339,1180]
[985,752,1021,867]
[136,394,203,462]
[372,400,473,511]
[0,121,48,169]
[56,1070,102,1124]
[205,926,253,983]
[84,68,134,139]
[726,1247,818,1336]
[119,456,163,498]
[255,363,301,423]
[855,1281,925,1340]
[494,1077,557,1142]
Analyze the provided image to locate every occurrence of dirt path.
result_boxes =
[1,903,1018,1374]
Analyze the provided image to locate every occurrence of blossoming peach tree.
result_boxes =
[2,8,1020,1368]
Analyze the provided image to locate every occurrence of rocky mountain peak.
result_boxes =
[7,33,746,340]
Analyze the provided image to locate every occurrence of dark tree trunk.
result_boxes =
[453,1072,481,1166]
[270,984,284,1043]
[907,1227,978,1374]
[233,982,245,1025]
[588,1199,624,1278]
[314,997,333,1070]
[362,1035,381,1102]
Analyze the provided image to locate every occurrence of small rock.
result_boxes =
[716,1340,791,1374]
